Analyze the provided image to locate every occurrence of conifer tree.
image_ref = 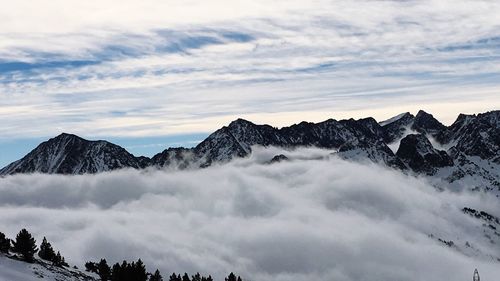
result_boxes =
[61,255,68,267]
[150,269,163,281]
[192,272,201,281]
[182,272,191,281]
[38,237,56,261]
[111,262,123,281]
[0,232,10,253]
[85,261,98,273]
[98,258,111,281]
[53,251,68,267]
[134,259,148,281]
[169,273,180,281]
[12,229,37,262]
[225,272,239,281]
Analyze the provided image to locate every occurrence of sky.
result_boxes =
[1,148,500,281]
[1,0,500,166]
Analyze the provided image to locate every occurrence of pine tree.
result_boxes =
[111,262,123,281]
[98,258,111,281]
[0,232,10,253]
[52,251,60,264]
[85,261,98,273]
[38,237,56,261]
[53,251,68,267]
[150,269,163,281]
[12,229,38,262]
[134,259,148,281]
[169,273,180,281]
[206,275,213,281]
[225,272,237,281]
[61,255,68,267]
[182,273,191,281]
[192,272,201,281]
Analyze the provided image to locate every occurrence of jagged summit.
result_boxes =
[379,112,413,127]
[412,110,446,135]
[380,110,445,143]
[438,110,499,162]
[1,110,499,192]
[380,112,415,143]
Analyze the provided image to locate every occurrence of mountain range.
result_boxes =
[1,110,499,193]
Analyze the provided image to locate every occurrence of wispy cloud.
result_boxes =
[0,0,499,139]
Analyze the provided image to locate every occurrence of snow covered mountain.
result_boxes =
[0,133,144,175]
[380,110,446,143]
[188,117,401,168]
[1,110,498,192]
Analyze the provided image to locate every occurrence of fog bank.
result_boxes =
[0,147,498,281]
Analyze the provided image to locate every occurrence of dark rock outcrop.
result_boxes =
[396,134,453,175]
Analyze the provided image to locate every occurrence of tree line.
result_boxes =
[1,229,244,281]
[0,228,67,266]
[85,258,243,281]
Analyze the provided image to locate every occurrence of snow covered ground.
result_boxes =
[0,254,96,281]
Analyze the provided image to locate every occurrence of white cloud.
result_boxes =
[0,0,500,139]
[0,148,499,281]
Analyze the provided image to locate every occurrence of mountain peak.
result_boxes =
[54,132,83,140]
[229,118,255,127]
[380,112,415,143]
[416,109,430,116]
[412,110,445,135]
[0,132,141,175]
[379,112,413,127]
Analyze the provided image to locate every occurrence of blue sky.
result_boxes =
[0,0,500,167]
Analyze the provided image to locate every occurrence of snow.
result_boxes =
[387,126,418,153]
[0,255,38,281]
[379,112,409,126]
[430,155,500,195]
[0,254,97,281]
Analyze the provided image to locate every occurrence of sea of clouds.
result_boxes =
[0,147,499,281]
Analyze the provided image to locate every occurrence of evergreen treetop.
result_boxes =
[0,232,10,253]
[150,269,163,281]
[12,229,37,262]
[38,237,56,261]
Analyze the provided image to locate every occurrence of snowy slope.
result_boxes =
[0,254,96,281]
[379,112,410,126]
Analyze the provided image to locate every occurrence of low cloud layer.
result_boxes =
[0,147,499,281]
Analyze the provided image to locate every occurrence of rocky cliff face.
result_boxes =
[396,134,453,175]
[380,110,446,143]
[438,111,499,163]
